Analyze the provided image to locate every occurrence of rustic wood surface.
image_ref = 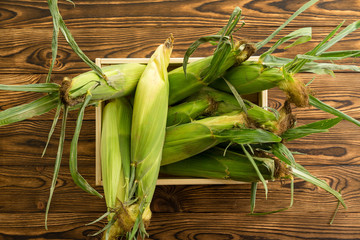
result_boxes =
[1,0,360,239]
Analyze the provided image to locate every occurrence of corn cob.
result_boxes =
[167,86,243,127]
[128,35,173,238]
[167,87,295,135]
[62,63,146,106]
[168,41,255,105]
[160,147,289,182]
[210,61,310,107]
[101,98,132,210]
[100,98,132,239]
[162,111,282,166]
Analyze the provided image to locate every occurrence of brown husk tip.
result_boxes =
[102,203,152,240]
[276,100,297,135]
[279,76,310,108]
[60,77,85,106]
[203,96,219,116]
[235,40,256,64]
[165,34,174,49]
[274,158,291,180]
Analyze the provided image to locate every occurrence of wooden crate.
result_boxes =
[95,57,267,186]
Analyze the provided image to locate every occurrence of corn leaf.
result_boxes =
[263,54,360,73]
[316,20,360,55]
[288,20,345,74]
[85,211,110,226]
[309,95,360,127]
[47,0,106,80]
[241,144,268,198]
[42,101,62,157]
[183,7,242,77]
[0,83,60,92]
[0,93,59,126]
[221,128,282,144]
[281,117,342,141]
[250,182,257,213]
[260,27,312,60]
[250,179,294,215]
[255,0,319,50]
[291,166,346,208]
[296,51,360,61]
[88,216,116,237]
[271,143,296,166]
[47,12,60,83]
[69,93,102,198]
[224,78,247,114]
[45,105,68,230]
[330,190,342,224]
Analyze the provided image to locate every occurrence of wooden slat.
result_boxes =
[147,212,360,240]
[2,0,360,29]
[1,118,360,166]
[1,210,360,239]
[1,1,360,239]
[1,27,360,74]
[0,164,359,214]
[0,120,96,166]
[0,212,104,238]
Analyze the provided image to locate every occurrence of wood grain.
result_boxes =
[1,27,360,74]
[1,118,360,166]
[2,0,360,29]
[0,164,358,214]
[1,0,360,239]
[1,211,360,239]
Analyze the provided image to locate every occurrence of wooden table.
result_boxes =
[1,1,360,239]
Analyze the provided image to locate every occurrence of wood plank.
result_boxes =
[1,27,360,74]
[2,0,360,29]
[0,165,358,214]
[0,165,105,214]
[0,210,360,239]
[1,72,360,121]
[0,120,96,166]
[1,118,360,166]
[0,212,104,239]
[147,212,360,240]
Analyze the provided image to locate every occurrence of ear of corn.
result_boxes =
[167,99,210,127]
[166,86,242,127]
[160,147,286,182]
[101,98,132,209]
[64,63,146,106]
[168,42,255,105]
[166,86,292,134]
[128,36,173,238]
[161,111,282,166]
[210,62,284,94]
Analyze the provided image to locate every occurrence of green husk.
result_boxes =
[210,61,284,95]
[101,98,132,209]
[129,36,173,239]
[167,86,244,127]
[168,43,255,105]
[100,98,132,240]
[63,63,146,106]
[160,147,286,182]
[167,87,295,135]
[161,112,282,166]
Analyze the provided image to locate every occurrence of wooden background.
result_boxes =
[1,0,360,239]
